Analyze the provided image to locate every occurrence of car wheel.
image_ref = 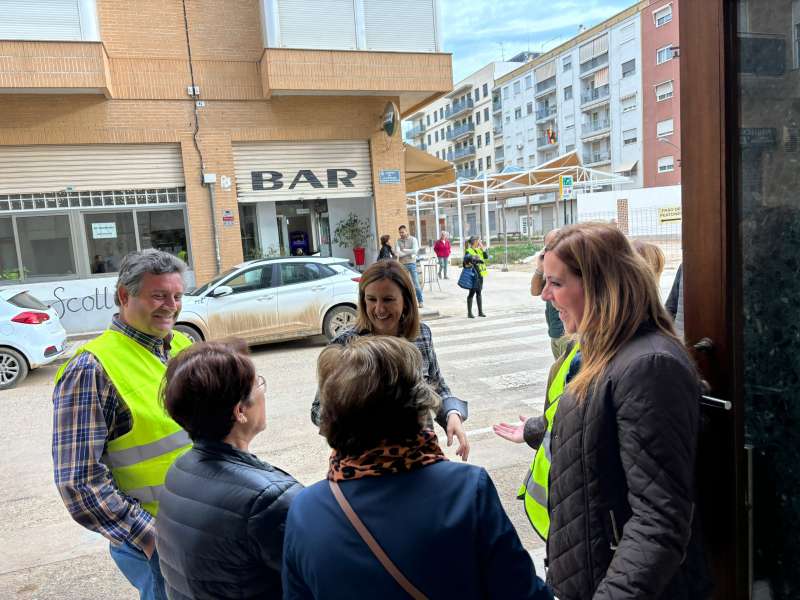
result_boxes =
[0,348,29,390]
[174,324,204,344]
[323,306,357,341]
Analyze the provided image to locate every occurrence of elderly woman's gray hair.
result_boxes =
[115,249,187,306]
[317,336,440,456]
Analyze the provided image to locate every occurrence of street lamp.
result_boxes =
[658,137,681,166]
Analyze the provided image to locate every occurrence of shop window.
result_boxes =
[0,217,19,280]
[137,209,189,264]
[17,215,76,278]
[84,212,137,274]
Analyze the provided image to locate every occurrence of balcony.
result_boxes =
[495,147,505,160]
[581,84,610,106]
[458,168,478,179]
[417,143,428,152]
[579,52,608,75]
[447,122,475,141]
[446,97,474,119]
[583,150,611,165]
[493,123,503,136]
[535,77,556,97]
[581,119,611,137]
[536,106,557,122]
[452,145,477,161]
[492,98,502,113]
[408,123,426,138]
[0,41,112,97]
[537,135,557,148]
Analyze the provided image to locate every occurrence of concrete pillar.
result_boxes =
[456,180,464,256]
[483,171,491,247]
[369,128,406,252]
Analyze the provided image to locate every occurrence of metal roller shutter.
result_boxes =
[234,140,372,202]
[276,0,357,50]
[0,144,185,195]
[364,0,437,52]
[0,0,82,41]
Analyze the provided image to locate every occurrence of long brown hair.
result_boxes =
[547,223,680,401]
[632,239,666,281]
[354,259,421,340]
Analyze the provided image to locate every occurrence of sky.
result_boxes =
[440,0,633,82]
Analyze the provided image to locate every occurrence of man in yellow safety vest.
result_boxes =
[52,249,192,600]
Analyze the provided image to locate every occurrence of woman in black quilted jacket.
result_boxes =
[539,223,711,600]
[156,339,303,600]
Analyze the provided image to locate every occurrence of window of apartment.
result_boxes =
[525,75,533,89]
[434,112,438,123]
[485,131,490,145]
[426,115,431,126]
[526,102,533,115]
[513,81,521,95]
[657,45,674,65]
[564,85,573,101]
[563,56,572,71]
[621,93,637,112]
[478,158,484,171]
[565,143,576,152]
[657,118,675,137]
[474,89,480,102]
[656,80,675,101]
[434,130,439,142]
[527,127,536,141]
[515,107,523,119]
[477,136,482,148]
[0,2,99,42]
[528,154,536,164]
[516,157,524,166]
[475,111,481,125]
[622,59,636,78]
[564,113,575,129]
[439,108,444,119]
[427,134,432,145]
[795,22,800,69]
[483,83,489,97]
[484,107,489,121]
[620,22,635,42]
[658,155,675,172]
[503,86,510,99]
[505,114,511,123]
[623,128,638,145]
[486,156,492,169]
[654,5,673,28]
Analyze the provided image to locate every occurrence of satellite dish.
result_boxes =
[382,102,400,137]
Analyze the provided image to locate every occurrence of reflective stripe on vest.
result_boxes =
[55,328,193,516]
[465,247,488,278]
[518,343,580,541]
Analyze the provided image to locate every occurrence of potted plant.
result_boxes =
[333,212,372,266]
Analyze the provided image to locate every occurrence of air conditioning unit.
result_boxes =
[516,143,524,150]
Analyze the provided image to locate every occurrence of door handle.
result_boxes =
[700,395,732,411]
[693,337,714,353]
[258,295,275,301]
[311,285,325,291]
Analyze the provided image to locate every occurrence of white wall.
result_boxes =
[577,184,682,235]
[328,197,378,264]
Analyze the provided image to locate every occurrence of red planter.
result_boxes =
[353,246,366,266]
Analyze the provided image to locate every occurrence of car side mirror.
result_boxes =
[210,285,233,298]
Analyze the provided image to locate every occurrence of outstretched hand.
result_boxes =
[447,413,470,461]
[492,415,528,444]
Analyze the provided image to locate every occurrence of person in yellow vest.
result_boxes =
[463,236,489,318]
[52,249,192,600]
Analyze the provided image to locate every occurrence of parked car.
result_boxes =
[0,289,68,389]
[177,257,361,346]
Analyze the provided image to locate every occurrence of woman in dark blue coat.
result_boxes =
[156,340,302,600]
[283,336,552,600]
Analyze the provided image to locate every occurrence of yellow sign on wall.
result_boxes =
[659,206,682,223]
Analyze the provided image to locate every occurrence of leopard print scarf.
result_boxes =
[327,429,448,481]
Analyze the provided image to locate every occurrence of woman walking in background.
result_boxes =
[433,230,451,279]
[378,234,395,260]
[464,236,488,318]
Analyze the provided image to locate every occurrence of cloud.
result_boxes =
[440,0,632,80]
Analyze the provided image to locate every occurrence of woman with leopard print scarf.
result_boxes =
[282,336,553,600]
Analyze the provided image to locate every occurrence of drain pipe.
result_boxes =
[205,178,222,275]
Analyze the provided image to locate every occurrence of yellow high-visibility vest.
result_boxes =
[518,343,580,540]
[56,329,193,516]
[465,247,488,277]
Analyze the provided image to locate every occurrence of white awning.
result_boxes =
[614,160,638,173]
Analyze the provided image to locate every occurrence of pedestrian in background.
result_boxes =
[52,249,192,600]
[395,224,424,308]
[538,223,709,599]
[157,339,302,599]
[434,230,451,279]
[378,234,395,260]
[310,259,469,460]
[285,336,553,600]
[531,229,568,359]
[632,239,666,283]
[666,263,685,339]
[463,236,488,318]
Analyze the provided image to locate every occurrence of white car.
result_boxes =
[177,257,361,346]
[0,289,68,389]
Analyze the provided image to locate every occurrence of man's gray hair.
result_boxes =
[115,249,187,306]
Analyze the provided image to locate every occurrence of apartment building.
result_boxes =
[405,59,529,180]
[0,0,451,334]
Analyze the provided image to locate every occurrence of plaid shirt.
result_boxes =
[52,316,174,551]
[310,323,468,428]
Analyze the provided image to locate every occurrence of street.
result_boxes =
[0,267,677,598]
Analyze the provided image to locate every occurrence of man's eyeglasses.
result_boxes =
[255,375,266,391]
